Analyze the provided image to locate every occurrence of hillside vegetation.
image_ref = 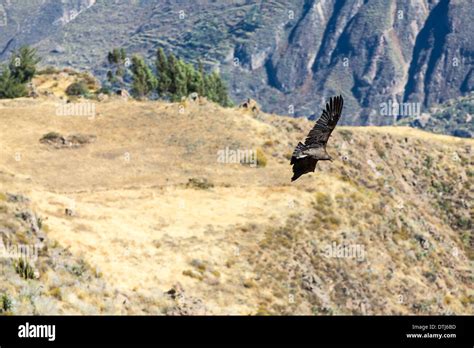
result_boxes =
[399,93,474,139]
[0,75,472,314]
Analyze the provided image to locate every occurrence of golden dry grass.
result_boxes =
[0,78,472,314]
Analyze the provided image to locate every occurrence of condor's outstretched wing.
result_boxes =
[291,157,318,182]
[304,95,343,147]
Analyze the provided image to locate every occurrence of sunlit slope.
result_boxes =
[0,94,472,315]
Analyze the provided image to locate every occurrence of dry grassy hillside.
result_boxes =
[0,79,472,315]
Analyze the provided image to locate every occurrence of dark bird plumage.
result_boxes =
[290,95,344,181]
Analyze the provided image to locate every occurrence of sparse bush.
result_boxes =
[68,134,94,145]
[374,141,386,159]
[40,132,62,142]
[339,129,352,142]
[243,278,256,288]
[186,178,213,190]
[14,258,35,279]
[423,272,437,283]
[256,148,267,168]
[455,216,472,231]
[182,269,203,281]
[80,73,98,89]
[0,293,13,313]
[70,259,87,277]
[424,155,433,169]
[263,140,274,147]
[66,80,89,97]
[37,216,43,230]
[392,225,410,242]
[190,259,207,272]
[48,287,62,300]
[315,192,332,207]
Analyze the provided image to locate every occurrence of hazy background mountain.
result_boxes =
[0,0,472,132]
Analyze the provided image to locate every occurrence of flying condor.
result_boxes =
[290,95,344,182]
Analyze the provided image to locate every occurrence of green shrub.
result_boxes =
[80,73,98,89]
[70,259,87,277]
[0,67,28,99]
[40,132,62,142]
[0,293,13,313]
[131,55,157,98]
[66,80,89,97]
[0,46,40,99]
[14,258,35,279]
[8,46,40,83]
[424,155,433,169]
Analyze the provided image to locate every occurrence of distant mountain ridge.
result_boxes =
[0,0,472,129]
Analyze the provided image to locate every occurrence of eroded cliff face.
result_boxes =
[403,1,474,106]
[0,0,472,126]
[223,0,471,126]
[225,0,472,126]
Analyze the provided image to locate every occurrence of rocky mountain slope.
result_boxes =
[398,92,473,138]
[0,73,472,315]
[0,0,472,127]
